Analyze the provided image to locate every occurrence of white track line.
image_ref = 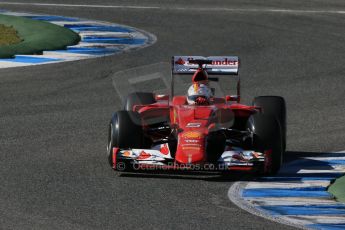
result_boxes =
[228,182,307,229]
[251,197,338,206]
[229,150,345,229]
[0,2,160,10]
[0,10,156,69]
[1,2,345,14]
[245,181,330,189]
[288,215,345,225]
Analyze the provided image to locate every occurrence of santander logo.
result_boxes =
[160,144,169,155]
[175,58,185,65]
[137,151,151,160]
[211,58,238,66]
[175,57,239,66]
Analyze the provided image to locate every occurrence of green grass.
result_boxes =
[0,14,80,58]
[0,24,22,46]
[328,175,345,203]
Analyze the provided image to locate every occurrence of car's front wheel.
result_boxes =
[247,114,283,175]
[107,111,144,170]
[253,96,286,151]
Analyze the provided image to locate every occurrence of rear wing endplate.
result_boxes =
[172,56,239,75]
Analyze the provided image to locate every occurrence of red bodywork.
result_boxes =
[133,97,259,164]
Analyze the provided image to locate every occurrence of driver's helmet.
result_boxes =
[187,83,213,105]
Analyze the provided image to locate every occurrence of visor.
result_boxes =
[187,95,208,102]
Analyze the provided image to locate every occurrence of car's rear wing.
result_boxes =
[172,56,239,75]
[171,56,241,103]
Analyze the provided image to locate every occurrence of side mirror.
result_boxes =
[155,94,169,100]
[211,88,215,95]
[225,95,240,102]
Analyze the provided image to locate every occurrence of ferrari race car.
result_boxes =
[107,56,286,174]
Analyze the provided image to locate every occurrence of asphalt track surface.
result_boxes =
[1,1,345,229]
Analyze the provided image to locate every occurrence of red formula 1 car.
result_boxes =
[107,56,286,174]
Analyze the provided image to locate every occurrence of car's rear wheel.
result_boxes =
[107,111,144,171]
[125,91,169,129]
[247,114,283,175]
[253,96,286,151]
[124,92,156,111]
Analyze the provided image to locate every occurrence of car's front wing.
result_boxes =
[112,143,265,171]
